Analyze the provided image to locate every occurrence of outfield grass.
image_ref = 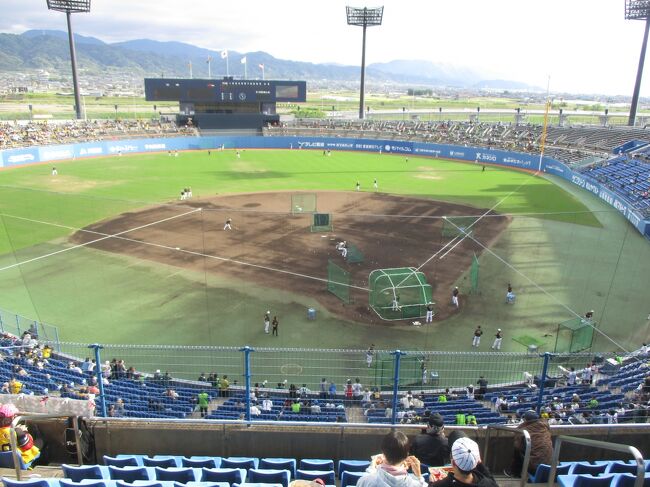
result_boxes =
[0,149,646,356]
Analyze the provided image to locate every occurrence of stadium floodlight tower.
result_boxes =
[626,0,650,126]
[46,0,91,120]
[346,6,383,120]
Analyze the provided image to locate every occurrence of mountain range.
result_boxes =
[0,30,539,90]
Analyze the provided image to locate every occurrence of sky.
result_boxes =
[2,0,650,96]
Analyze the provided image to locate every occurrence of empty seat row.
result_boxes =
[2,481,301,487]
[558,473,650,487]
[529,461,650,483]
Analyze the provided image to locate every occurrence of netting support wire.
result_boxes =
[0,212,370,292]
[0,208,202,273]
[443,217,631,354]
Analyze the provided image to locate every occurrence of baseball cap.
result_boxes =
[452,437,480,472]
[523,410,539,421]
[428,412,444,428]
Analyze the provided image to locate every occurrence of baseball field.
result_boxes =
[0,148,648,356]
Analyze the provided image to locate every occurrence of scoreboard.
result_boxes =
[145,78,306,104]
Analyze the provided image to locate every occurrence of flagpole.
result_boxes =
[262,65,265,80]
[207,56,212,78]
[188,61,192,79]
[244,61,247,79]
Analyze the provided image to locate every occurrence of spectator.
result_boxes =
[9,378,22,394]
[430,434,497,487]
[505,410,552,477]
[476,376,488,399]
[410,413,449,467]
[357,431,425,487]
[329,381,337,399]
[0,403,41,465]
[197,390,209,417]
[219,375,230,397]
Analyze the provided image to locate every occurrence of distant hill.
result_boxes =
[0,30,537,90]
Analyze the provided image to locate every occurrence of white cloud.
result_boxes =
[2,0,649,96]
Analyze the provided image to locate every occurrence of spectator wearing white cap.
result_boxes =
[429,435,497,487]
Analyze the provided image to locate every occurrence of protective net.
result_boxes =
[291,193,317,214]
[311,212,333,232]
[327,259,350,303]
[554,317,595,353]
[369,267,433,321]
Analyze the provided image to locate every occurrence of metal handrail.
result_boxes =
[8,413,83,480]
[483,424,531,487]
[547,435,645,487]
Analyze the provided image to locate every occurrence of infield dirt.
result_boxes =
[70,191,509,325]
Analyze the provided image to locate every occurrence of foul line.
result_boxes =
[0,213,370,292]
[0,208,202,273]
[444,217,631,354]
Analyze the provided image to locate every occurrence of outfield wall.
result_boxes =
[0,135,647,235]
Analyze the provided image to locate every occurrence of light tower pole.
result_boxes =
[46,0,91,120]
[626,0,650,126]
[346,6,383,120]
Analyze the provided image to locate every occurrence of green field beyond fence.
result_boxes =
[0,149,647,354]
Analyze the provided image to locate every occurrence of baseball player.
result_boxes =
[425,302,434,323]
[224,218,232,230]
[366,345,375,368]
[236,150,241,159]
[264,311,271,334]
[374,178,378,191]
[51,167,58,176]
[391,294,400,311]
[472,326,483,347]
[272,316,279,336]
[452,287,460,308]
[491,329,503,350]
[355,181,360,191]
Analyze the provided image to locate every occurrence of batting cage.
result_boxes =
[369,267,433,321]
[327,259,351,303]
[311,213,333,232]
[554,317,595,353]
[345,243,364,264]
[372,352,423,390]
[441,216,477,238]
[291,193,317,214]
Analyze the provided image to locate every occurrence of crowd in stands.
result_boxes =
[0,119,197,150]
[1,328,649,428]
[265,119,650,165]
[580,151,650,217]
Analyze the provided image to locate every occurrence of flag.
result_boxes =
[258,63,264,69]
[206,55,212,63]
[241,56,247,64]
[221,49,228,59]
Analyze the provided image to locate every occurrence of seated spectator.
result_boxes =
[165,388,179,400]
[505,410,552,477]
[410,413,449,467]
[0,403,41,465]
[357,431,425,487]
[430,434,497,487]
[9,378,23,394]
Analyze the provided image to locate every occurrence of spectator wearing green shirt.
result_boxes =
[291,400,301,413]
[197,391,209,417]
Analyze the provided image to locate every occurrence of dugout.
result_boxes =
[145,78,306,130]
[369,267,433,321]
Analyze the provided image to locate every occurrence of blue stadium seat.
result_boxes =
[558,474,618,487]
[299,459,335,471]
[614,473,650,487]
[62,464,107,482]
[116,483,164,487]
[341,471,365,487]
[0,451,33,470]
[154,467,197,483]
[259,459,297,478]
[606,462,643,475]
[246,469,291,487]
[296,469,336,485]
[105,456,140,467]
[220,457,258,470]
[201,468,246,484]
[570,463,609,476]
[108,466,151,482]
[60,481,109,487]
[182,457,220,469]
[2,480,54,487]
[528,463,572,483]
[144,457,179,468]
[338,460,370,478]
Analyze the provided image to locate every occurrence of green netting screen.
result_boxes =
[311,213,333,232]
[292,193,317,214]
[369,267,433,321]
[470,253,479,294]
[441,216,477,238]
[346,243,364,264]
[554,317,595,353]
[372,352,423,390]
[327,259,350,303]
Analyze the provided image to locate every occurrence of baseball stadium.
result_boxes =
[0,0,649,483]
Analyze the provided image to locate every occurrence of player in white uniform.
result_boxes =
[425,302,434,323]
[491,329,503,350]
[51,167,58,176]
[224,218,232,230]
